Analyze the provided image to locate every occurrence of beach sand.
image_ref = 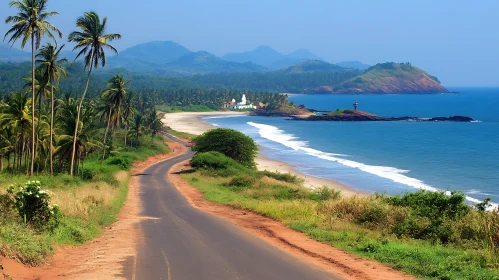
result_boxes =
[162,112,361,196]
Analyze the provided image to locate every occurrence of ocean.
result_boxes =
[204,87,499,208]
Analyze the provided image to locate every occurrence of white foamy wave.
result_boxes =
[471,120,483,123]
[247,121,498,210]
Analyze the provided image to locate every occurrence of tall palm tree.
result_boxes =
[56,97,100,174]
[99,74,129,161]
[121,92,135,146]
[36,42,67,175]
[23,68,49,171]
[67,11,121,176]
[147,111,163,145]
[129,114,145,146]
[4,0,62,176]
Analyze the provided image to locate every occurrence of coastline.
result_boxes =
[162,112,362,196]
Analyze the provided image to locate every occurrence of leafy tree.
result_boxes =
[36,42,67,174]
[193,128,258,168]
[4,0,62,176]
[67,11,121,176]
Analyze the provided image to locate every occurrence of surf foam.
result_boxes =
[247,121,497,210]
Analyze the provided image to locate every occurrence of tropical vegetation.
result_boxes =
[0,0,172,266]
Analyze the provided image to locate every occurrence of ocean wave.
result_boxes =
[247,121,498,210]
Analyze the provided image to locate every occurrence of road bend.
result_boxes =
[127,150,344,280]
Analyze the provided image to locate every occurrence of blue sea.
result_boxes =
[204,88,499,208]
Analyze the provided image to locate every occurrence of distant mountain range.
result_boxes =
[0,41,370,74]
[0,44,30,62]
[0,41,447,94]
[222,46,323,69]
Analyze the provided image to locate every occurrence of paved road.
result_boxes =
[127,150,344,280]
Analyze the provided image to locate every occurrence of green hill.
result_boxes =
[334,63,447,93]
[278,60,346,74]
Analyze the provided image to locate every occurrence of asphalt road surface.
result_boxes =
[127,150,344,280]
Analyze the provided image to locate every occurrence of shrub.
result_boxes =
[191,151,246,171]
[0,193,15,222]
[309,186,342,201]
[80,167,95,180]
[384,190,470,220]
[7,181,60,231]
[259,170,303,184]
[226,176,256,188]
[193,128,258,168]
[106,156,131,170]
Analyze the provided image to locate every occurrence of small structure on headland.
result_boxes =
[353,101,359,111]
[228,94,257,110]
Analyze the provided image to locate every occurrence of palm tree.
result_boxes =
[129,114,145,146]
[121,92,135,146]
[4,0,62,176]
[0,92,32,174]
[23,68,49,171]
[99,74,129,161]
[67,11,121,176]
[36,42,67,175]
[56,96,100,174]
[146,111,163,145]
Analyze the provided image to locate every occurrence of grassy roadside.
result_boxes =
[184,153,499,280]
[0,135,170,266]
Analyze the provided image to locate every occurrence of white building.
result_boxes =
[229,94,256,110]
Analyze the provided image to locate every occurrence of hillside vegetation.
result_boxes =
[335,62,447,94]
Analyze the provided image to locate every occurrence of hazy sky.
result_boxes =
[1,0,498,86]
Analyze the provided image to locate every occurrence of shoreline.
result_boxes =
[162,112,363,196]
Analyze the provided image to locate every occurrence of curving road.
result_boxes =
[126,150,344,280]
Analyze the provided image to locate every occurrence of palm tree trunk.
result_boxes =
[36,92,42,175]
[50,84,55,175]
[30,34,35,177]
[101,110,112,163]
[124,125,128,146]
[70,63,93,176]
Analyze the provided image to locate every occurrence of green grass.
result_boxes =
[156,104,217,113]
[0,134,171,266]
[183,167,499,280]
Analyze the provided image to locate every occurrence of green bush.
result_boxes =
[309,186,342,201]
[384,190,470,220]
[80,167,95,180]
[226,176,256,187]
[193,128,258,168]
[259,170,303,184]
[7,181,60,232]
[191,151,246,171]
[106,156,131,170]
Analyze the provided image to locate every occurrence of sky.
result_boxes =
[1,0,498,87]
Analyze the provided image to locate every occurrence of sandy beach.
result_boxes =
[162,112,361,196]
